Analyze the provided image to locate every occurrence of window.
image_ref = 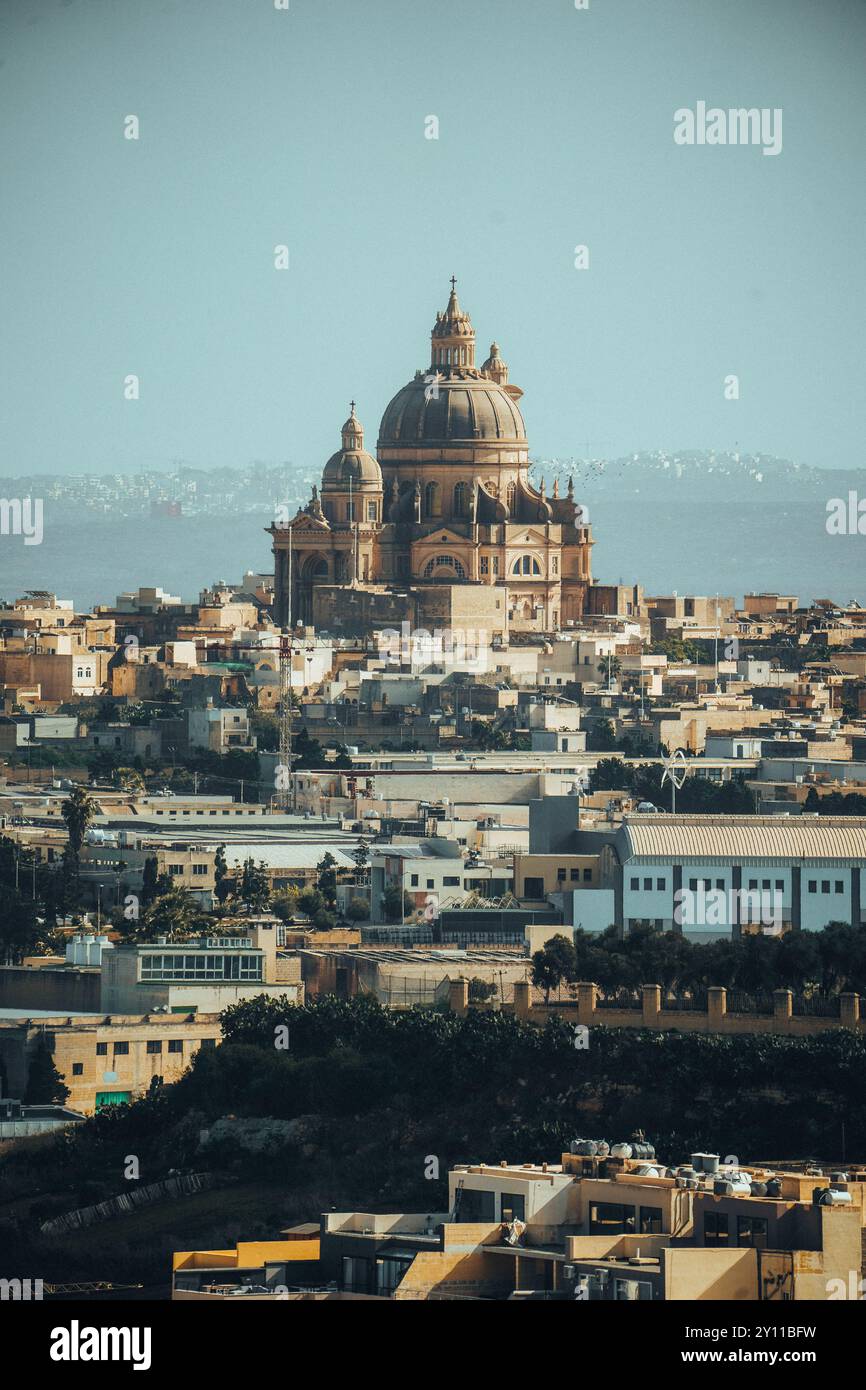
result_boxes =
[524,877,545,898]
[168,864,183,876]
[480,556,489,575]
[716,879,725,890]
[808,880,817,893]
[557,869,567,882]
[492,556,499,576]
[96,1042,108,1056]
[443,875,460,886]
[552,556,558,575]
[424,481,440,518]
[410,874,419,887]
[775,880,784,891]
[114,1041,129,1055]
[630,877,640,890]
[367,501,377,521]
[640,1207,662,1234]
[821,881,830,894]
[644,877,652,891]
[511,554,541,576]
[168,1039,183,1053]
[835,881,844,894]
[500,1192,526,1222]
[589,1203,636,1235]
[737,1215,768,1249]
[583,868,592,882]
[453,482,468,517]
[459,1188,496,1222]
[657,878,666,891]
[72,1062,83,1076]
[192,863,208,876]
[689,878,698,892]
[146,1040,162,1054]
[423,554,466,579]
[200,1038,217,1049]
[426,879,434,890]
[704,1212,729,1245]
[570,869,580,881]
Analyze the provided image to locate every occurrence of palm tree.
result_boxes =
[597,655,622,689]
[60,784,97,866]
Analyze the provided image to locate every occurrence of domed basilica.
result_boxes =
[270,282,599,638]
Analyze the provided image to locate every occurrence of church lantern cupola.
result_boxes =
[430,277,476,370]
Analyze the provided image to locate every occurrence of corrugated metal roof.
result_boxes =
[620,815,866,862]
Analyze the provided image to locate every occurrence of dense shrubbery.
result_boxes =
[531,922,866,997]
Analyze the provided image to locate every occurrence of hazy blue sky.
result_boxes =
[1,0,864,475]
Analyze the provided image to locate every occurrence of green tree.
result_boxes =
[61,785,97,871]
[316,852,338,906]
[24,1036,70,1105]
[214,844,231,904]
[530,934,578,1002]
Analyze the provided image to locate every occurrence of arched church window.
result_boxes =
[424,481,441,518]
[511,554,541,575]
[453,482,468,516]
[506,482,517,512]
[423,554,466,579]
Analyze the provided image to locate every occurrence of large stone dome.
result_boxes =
[378,282,527,449]
[378,372,526,446]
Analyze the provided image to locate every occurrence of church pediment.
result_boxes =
[505,525,549,547]
[415,528,466,548]
[290,511,331,532]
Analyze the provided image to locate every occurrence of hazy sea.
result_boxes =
[0,498,862,612]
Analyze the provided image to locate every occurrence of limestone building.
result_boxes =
[270,283,599,639]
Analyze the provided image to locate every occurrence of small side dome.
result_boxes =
[481,341,508,386]
[322,402,382,492]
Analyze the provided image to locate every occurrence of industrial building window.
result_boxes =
[716,879,724,890]
[410,874,419,886]
[459,1188,496,1222]
[689,878,697,892]
[584,868,592,882]
[524,877,545,898]
[589,1203,636,1235]
[146,1040,162,1054]
[200,1039,217,1049]
[704,1212,729,1245]
[808,881,817,893]
[96,1042,108,1055]
[113,1041,129,1055]
[657,878,666,890]
[630,877,639,890]
[443,876,460,886]
[72,1063,83,1076]
[168,1040,183,1053]
[822,881,830,894]
[192,864,208,876]
[775,880,784,891]
[570,869,580,881]
[644,877,652,890]
[737,1216,768,1249]
[500,1192,526,1222]
[639,1207,662,1234]
[835,881,844,893]
[558,869,567,882]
